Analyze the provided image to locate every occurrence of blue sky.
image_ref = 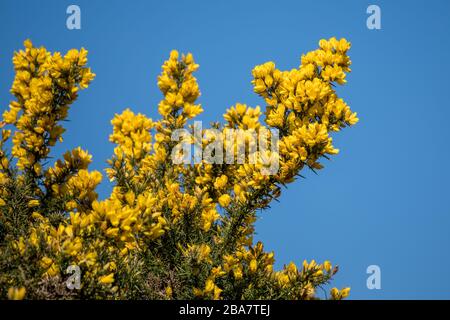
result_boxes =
[1,0,450,299]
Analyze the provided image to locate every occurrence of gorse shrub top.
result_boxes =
[0,38,358,300]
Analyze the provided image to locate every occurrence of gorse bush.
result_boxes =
[0,38,358,300]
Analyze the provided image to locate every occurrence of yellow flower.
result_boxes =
[98,273,115,285]
[233,267,243,280]
[341,287,351,298]
[193,287,203,297]
[324,260,332,272]
[330,287,350,300]
[218,194,231,207]
[204,279,215,293]
[125,190,135,205]
[213,175,228,189]
[16,237,26,255]
[27,199,40,207]
[165,286,173,298]
[249,259,257,273]
[31,211,44,220]
[198,244,211,261]
[287,262,298,274]
[213,286,222,300]
[277,273,289,287]
[314,269,323,277]
[7,287,26,300]
[23,39,33,49]
[40,256,53,269]
[105,227,119,237]
[2,106,21,124]
[330,287,340,299]
[46,263,59,277]
[201,209,220,231]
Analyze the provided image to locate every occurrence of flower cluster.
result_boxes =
[251,37,358,183]
[0,38,356,300]
[4,40,94,176]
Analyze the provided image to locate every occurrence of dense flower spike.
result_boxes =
[5,40,95,176]
[0,38,357,300]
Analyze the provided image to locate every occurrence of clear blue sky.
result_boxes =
[1,0,450,299]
